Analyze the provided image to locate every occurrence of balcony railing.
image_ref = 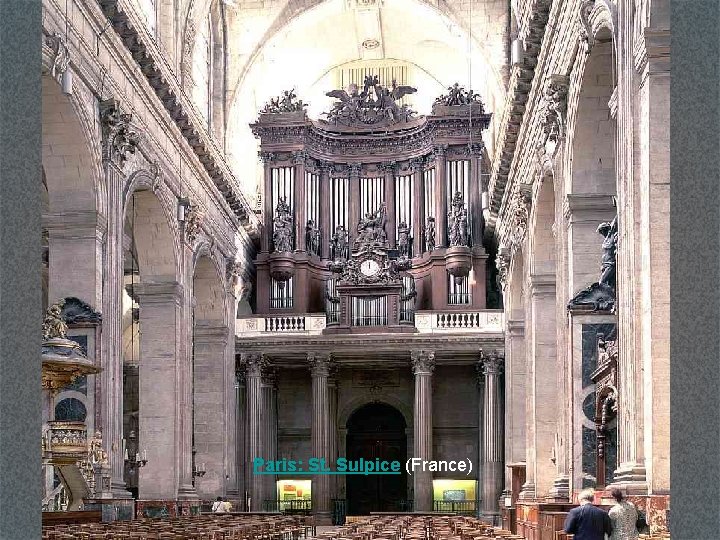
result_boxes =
[263,499,312,513]
[236,311,504,337]
[433,500,477,514]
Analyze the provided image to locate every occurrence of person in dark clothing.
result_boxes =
[564,488,613,540]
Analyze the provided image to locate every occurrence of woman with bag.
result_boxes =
[608,488,640,540]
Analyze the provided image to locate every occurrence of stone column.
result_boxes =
[433,145,448,247]
[328,365,339,504]
[320,162,332,260]
[411,350,435,511]
[261,367,278,508]
[309,353,333,524]
[98,98,138,498]
[293,151,307,251]
[260,152,275,253]
[503,319,526,499]
[235,365,246,506]
[522,273,558,499]
[480,350,504,522]
[192,323,230,498]
[382,162,396,248]
[134,281,184,500]
[411,158,425,255]
[243,352,266,510]
[348,164,361,244]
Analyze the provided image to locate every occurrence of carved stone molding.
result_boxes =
[292,150,307,165]
[509,189,532,253]
[99,98,140,167]
[184,203,204,244]
[379,161,396,175]
[180,20,196,89]
[44,32,70,82]
[410,350,435,375]
[432,144,448,159]
[540,75,569,151]
[308,352,334,377]
[258,151,276,164]
[495,246,510,290]
[579,0,597,51]
[348,163,362,177]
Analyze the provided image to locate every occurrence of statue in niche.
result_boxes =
[567,214,619,312]
[448,192,469,247]
[43,300,68,340]
[424,217,436,252]
[305,219,321,256]
[397,221,411,257]
[354,202,388,251]
[330,225,349,260]
[272,197,293,253]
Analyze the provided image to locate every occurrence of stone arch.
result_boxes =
[338,395,413,431]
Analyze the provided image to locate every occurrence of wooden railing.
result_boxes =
[433,500,477,514]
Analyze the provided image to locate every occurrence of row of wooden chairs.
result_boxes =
[42,514,312,540]
[313,516,525,540]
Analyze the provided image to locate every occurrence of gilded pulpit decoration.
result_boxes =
[540,75,569,148]
[567,215,618,312]
[184,203,204,244]
[272,197,294,253]
[306,219,321,256]
[410,350,435,375]
[433,83,485,110]
[261,89,307,114]
[45,32,70,82]
[43,300,68,340]
[397,221,410,257]
[448,192,469,247]
[321,75,417,127]
[330,225,349,260]
[99,99,140,166]
[424,217,436,252]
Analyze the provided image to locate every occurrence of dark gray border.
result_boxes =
[672,1,720,538]
[0,0,42,537]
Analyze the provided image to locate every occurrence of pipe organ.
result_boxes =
[250,79,496,326]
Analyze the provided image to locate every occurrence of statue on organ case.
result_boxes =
[448,192,469,247]
[272,197,293,253]
[354,202,388,251]
[305,219,321,256]
[331,225,349,260]
[424,217,436,252]
[397,221,410,257]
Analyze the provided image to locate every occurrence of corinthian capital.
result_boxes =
[99,98,140,167]
[479,349,504,375]
[411,350,436,375]
[240,352,268,377]
[308,352,334,377]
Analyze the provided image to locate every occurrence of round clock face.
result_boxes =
[360,259,381,277]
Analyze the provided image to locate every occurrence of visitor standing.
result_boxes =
[608,488,639,540]
[212,496,227,513]
[564,488,613,540]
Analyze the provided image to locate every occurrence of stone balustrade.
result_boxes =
[236,311,503,336]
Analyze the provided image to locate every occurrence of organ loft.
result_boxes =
[237,76,506,523]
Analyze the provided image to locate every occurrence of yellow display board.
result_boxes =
[276,479,312,501]
[432,479,477,502]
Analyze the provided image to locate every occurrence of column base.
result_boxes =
[518,482,536,500]
[547,475,570,501]
[609,463,648,494]
[176,484,199,500]
[111,480,134,500]
[84,498,135,521]
[479,511,500,526]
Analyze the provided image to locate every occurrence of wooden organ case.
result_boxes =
[250,79,494,331]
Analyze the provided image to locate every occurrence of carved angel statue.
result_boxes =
[272,197,294,253]
[373,79,417,123]
[448,192,469,247]
[598,215,618,289]
[325,83,365,124]
[330,225,349,260]
[355,202,388,249]
[424,217,436,252]
[305,219,321,256]
[43,300,67,340]
[397,221,411,257]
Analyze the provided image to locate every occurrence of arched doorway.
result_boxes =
[346,403,407,515]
